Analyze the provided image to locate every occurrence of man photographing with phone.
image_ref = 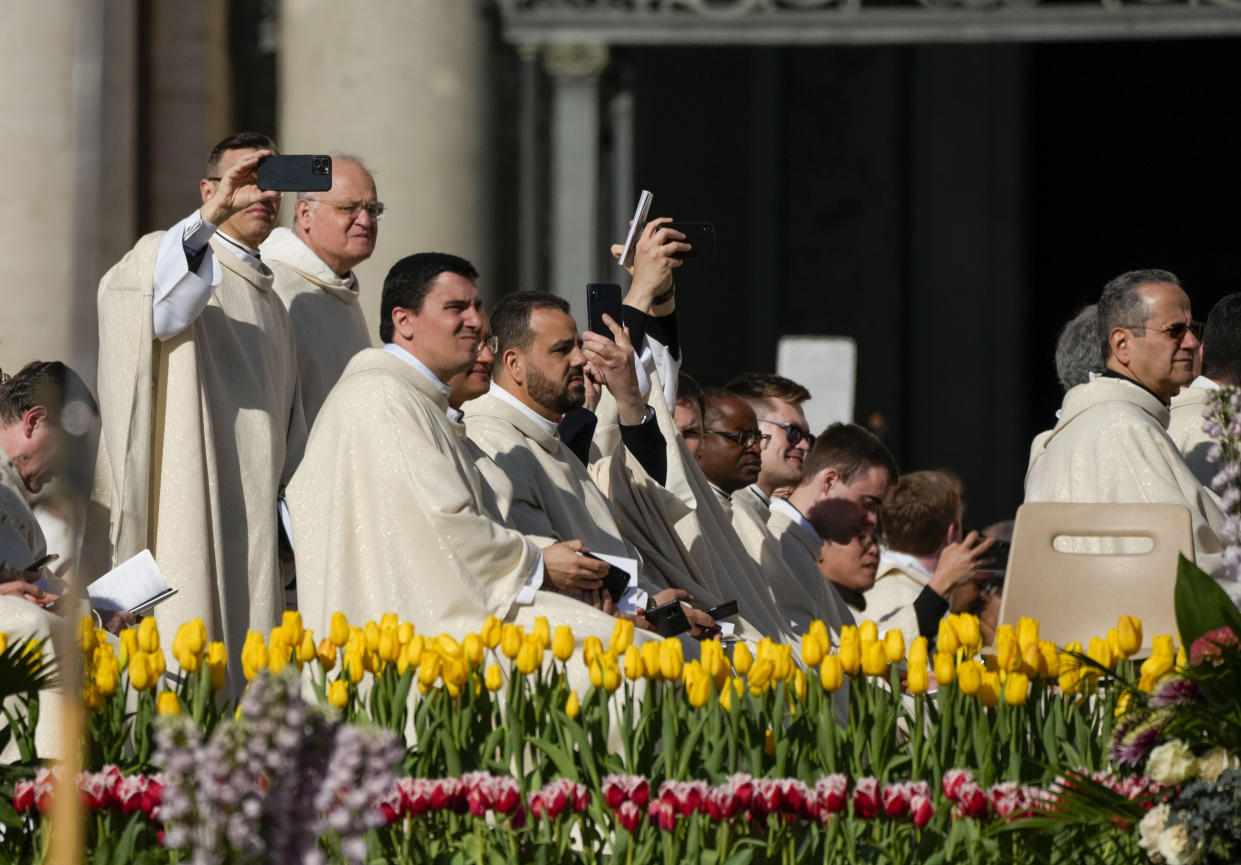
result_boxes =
[94,132,307,692]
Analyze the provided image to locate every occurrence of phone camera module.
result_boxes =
[312,156,330,175]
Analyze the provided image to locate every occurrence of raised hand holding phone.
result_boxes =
[582,311,646,425]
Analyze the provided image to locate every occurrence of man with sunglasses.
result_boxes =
[1026,269,1228,582]
[725,373,814,523]
[263,156,379,427]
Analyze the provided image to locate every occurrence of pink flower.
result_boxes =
[492,779,521,815]
[942,769,975,802]
[76,772,112,810]
[814,775,848,817]
[648,796,677,830]
[779,779,810,817]
[658,780,707,817]
[374,787,403,824]
[705,786,739,821]
[530,779,587,820]
[881,782,910,819]
[113,775,146,815]
[723,773,754,808]
[617,800,641,832]
[910,793,936,828]
[1190,626,1238,666]
[430,778,463,812]
[954,782,987,819]
[141,774,164,819]
[852,777,879,819]
[13,780,35,813]
[398,779,429,816]
[603,774,649,809]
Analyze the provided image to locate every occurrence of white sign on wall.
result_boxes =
[776,336,857,436]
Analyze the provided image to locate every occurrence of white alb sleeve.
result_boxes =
[638,335,681,412]
[514,550,545,605]
[152,210,222,340]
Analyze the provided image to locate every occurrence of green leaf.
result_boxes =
[109,812,147,865]
[1174,553,1241,649]
[525,735,580,782]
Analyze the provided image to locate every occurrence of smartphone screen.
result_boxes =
[619,190,653,268]
[586,283,623,338]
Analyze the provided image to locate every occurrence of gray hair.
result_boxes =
[1096,269,1180,364]
[1054,304,1102,391]
[296,153,374,202]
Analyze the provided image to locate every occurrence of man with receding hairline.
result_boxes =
[725,373,814,523]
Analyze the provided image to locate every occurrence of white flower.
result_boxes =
[1196,746,1240,782]
[1147,740,1199,786]
[1137,803,1168,862]
[1157,821,1205,865]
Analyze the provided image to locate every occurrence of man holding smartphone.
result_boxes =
[94,132,305,692]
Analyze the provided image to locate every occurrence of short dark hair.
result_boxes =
[1054,304,1102,392]
[1097,269,1180,364]
[798,422,898,489]
[379,252,479,343]
[724,372,811,408]
[882,470,962,556]
[676,371,704,416]
[702,388,753,428]
[205,132,278,177]
[0,361,96,428]
[1202,292,1241,385]
[490,292,571,354]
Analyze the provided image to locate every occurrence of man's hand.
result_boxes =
[609,217,689,311]
[581,588,618,616]
[582,314,645,425]
[0,580,49,606]
[542,540,609,593]
[927,531,995,600]
[632,588,718,639]
[200,149,280,227]
[581,362,603,413]
[99,609,139,635]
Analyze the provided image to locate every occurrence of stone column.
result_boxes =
[279,0,494,329]
[545,43,609,306]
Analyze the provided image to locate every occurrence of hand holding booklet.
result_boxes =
[87,550,177,615]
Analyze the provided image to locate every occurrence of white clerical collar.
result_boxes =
[446,406,464,424]
[771,497,819,543]
[708,483,732,503]
[215,229,263,267]
[383,343,453,405]
[1190,375,1221,392]
[879,549,933,584]
[488,381,560,438]
[747,485,771,508]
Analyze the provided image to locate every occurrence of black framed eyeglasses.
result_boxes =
[705,428,770,451]
[759,418,815,448]
[1124,321,1203,343]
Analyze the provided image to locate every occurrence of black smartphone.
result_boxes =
[257,155,333,192]
[645,601,692,638]
[664,222,716,261]
[978,540,1011,574]
[586,283,624,338]
[705,600,739,620]
[25,553,58,572]
[583,553,630,605]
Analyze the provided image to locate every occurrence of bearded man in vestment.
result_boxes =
[93,133,306,690]
[261,156,377,427]
[1025,270,1230,587]
[288,253,658,652]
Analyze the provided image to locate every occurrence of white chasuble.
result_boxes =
[1025,377,1227,580]
[287,349,640,652]
[763,505,855,642]
[94,233,305,690]
[1167,384,1222,498]
[0,453,47,570]
[261,228,372,427]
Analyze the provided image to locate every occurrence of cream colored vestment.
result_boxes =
[94,234,305,690]
[1167,383,1221,497]
[863,558,930,649]
[1025,376,1226,578]
[261,228,372,428]
[763,503,855,641]
[287,349,643,652]
[0,453,46,571]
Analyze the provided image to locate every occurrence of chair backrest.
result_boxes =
[997,502,1194,653]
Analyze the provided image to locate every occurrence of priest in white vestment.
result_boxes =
[725,374,816,524]
[261,157,378,427]
[1026,270,1230,587]
[93,134,306,690]
[288,253,652,656]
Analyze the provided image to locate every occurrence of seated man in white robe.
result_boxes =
[1025,269,1229,585]
[725,374,815,524]
[818,530,881,623]
[262,156,378,427]
[93,132,306,691]
[288,253,649,650]
[862,470,992,648]
[1168,292,1241,493]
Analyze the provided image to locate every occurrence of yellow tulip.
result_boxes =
[956,614,982,654]
[748,658,774,694]
[978,671,1001,708]
[1117,615,1143,658]
[1087,636,1114,670]
[281,611,304,647]
[173,628,200,674]
[623,645,643,680]
[376,625,399,664]
[801,632,824,667]
[404,635,425,670]
[93,652,119,697]
[327,680,349,708]
[297,630,317,664]
[957,659,983,695]
[907,661,929,695]
[640,641,662,679]
[418,652,442,688]
[379,612,398,631]
[1016,617,1039,655]
[659,638,684,681]
[499,624,521,659]
[773,645,794,682]
[442,658,468,693]
[820,654,844,692]
[808,619,831,657]
[883,630,906,665]
[485,663,503,691]
[610,618,634,655]
[565,690,581,718]
[398,622,415,646]
[908,636,928,668]
[859,620,879,642]
[77,617,98,652]
[1115,689,1133,718]
[329,612,350,648]
[463,633,484,668]
[1107,628,1123,660]
[481,615,502,649]
[1176,645,1188,670]
[343,648,365,685]
[0,632,6,655]
[933,652,955,686]
[184,618,208,656]
[764,728,776,756]
[577,636,600,671]
[1151,634,1175,660]
[137,617,160,653]
[532,617,551,651]
[436,634,463,661]
[839,624,859,647]
[157,691,181,716]
[732,642,753,676]
[1003,671,1030,706]
[364,621,380,654]
[937,617,960,656]
[688,668,712,708]
[600,653,621,692]
[205,642,227,691]
[1021,641,1044,678]
[861,639,888,677]
[117,628,137,669]
[553,625,575,662]
[792,668,807,701]
[995,625,1020,672]
[1139,651,1173,683]
[128,652,154,691]
[146,648,165,678]
[515,636,542,676]
[1039,640,1060,679]
[701,640,728,681]
[346,627,364,654]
